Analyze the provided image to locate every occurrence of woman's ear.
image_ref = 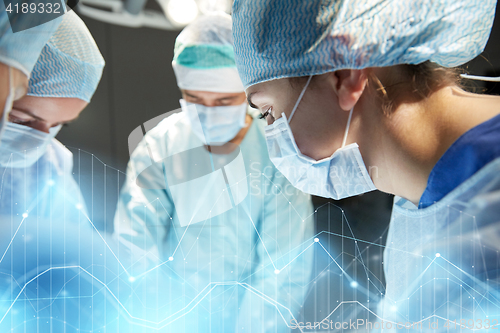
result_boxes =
[330,69,368,111]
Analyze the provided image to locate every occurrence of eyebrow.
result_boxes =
[184,92,201,99]
[11,107,45,122]
[246,92,258,109]
[217,96,237,102]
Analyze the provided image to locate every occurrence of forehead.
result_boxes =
[246,78,291,94]
[182,90,244,100]
[246,78,294,105]
[12,95,87,122]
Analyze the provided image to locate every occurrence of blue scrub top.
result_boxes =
[419,113,500,208]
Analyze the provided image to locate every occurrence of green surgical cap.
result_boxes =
[172,13,244,93]
[173,44,236,70]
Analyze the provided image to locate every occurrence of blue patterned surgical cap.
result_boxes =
[0,2,62,76]
[232,0,497,89]
[28,11,105,102]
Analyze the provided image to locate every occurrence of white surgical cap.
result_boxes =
[172,13,244,93]
[232,0,497,89]
[0,2,62,76]
[27,11,105,103]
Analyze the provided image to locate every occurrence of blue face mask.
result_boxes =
[0,122,62,168]
[180,99,247,145]
[264,76,376,199]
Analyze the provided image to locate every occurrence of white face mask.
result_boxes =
[0,67,15,142]
[180,99,247,145]
[264,75,376,199]
[0,122,62,168]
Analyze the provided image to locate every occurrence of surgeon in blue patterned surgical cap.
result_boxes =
[232,0,500,330]
[0,10,104,219]
[0,2,62,141]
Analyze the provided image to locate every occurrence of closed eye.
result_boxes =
[9,114,35,126]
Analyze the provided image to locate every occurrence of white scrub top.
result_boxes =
[0,139,87,222]
[377,158,500,332]
[115,109,315,332]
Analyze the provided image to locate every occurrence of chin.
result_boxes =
[297,144,323,161]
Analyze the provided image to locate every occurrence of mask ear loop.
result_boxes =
[2,67,14,119]
[460,74,500,82]
[288,75,314,123]
[341,107,354,148]
[8,66,13,93]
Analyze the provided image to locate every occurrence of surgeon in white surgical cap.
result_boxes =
[0,11,104,219]
[232,0,500,331]
[0,2,62,141]
[115,13,314,333]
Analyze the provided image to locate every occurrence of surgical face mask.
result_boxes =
[0,67,15,142]
[0,122,62,168]
[264,75,376,199]
[180,99,247,145]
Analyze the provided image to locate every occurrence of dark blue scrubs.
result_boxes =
[419,113,500,208]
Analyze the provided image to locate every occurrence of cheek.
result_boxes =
[289,97,340,160]
[58,99,88,123]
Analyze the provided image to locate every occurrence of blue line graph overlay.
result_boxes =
[0,148,499,332]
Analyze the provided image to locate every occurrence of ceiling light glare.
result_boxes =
[163,0,199,26]
[198,0,231,14]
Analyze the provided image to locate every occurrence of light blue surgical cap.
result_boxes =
[28,11,105,102]
[232,0,497,89]
[172,13,244,93]
[0,2,62,76]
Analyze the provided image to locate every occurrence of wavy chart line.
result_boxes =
[0,216,27,264]
[0,188,368,330]
[0,155,318,331]
[1,252,498,332]
[1,149,499,331]
[1,229,498,330]
[0,265,305,331]
[133,170,317,280]
[288,302,500,333]
[1,224,497,332]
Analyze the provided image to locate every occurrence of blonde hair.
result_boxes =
[288,62,462,115]
[368,62,461,115]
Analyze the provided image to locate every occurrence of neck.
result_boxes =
[358,86,500,205]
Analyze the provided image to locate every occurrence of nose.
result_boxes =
[31,122,51,134]
[202,101,218,107]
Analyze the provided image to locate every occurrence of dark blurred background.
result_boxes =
[57,1,499,297]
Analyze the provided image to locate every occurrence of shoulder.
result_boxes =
[466,158,500,224]
[138,113,192,150]
[145,112,190,141]
[130,112,199,164]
